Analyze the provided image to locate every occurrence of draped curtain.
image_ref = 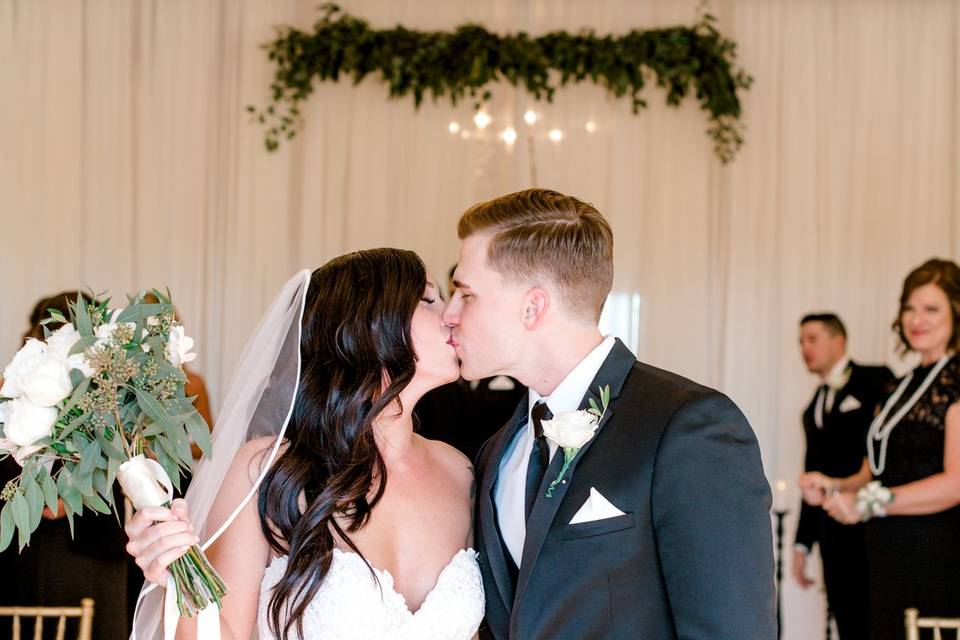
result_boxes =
[1,1,958,636]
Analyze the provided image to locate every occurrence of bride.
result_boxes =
[124,249,484,639]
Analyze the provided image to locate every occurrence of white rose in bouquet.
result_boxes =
[1,339,73,406]
[45,324,95,377]
[0,397,58,446]
[165,325,196,366]
[541,410,600,450]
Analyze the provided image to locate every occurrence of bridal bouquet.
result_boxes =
[0,291,226,617]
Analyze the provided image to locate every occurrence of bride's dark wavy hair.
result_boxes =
[258,248,427,639]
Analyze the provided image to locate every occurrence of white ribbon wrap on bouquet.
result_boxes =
[121,455,221,640]
[117,455,173,508]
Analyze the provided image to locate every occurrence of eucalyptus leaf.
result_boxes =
[96,429,127,462]
[186,411,213,460]
[0,502,15,552]
[57,377,91,422]
[135,389,176,432]
[24,474,44,531]
[68,335,99,357]
[11,492,30,549]
[41,470,59,513]
[152,445,182,492]
[82,493,112,515]
[78,439,101,478]
[73,296,94,337]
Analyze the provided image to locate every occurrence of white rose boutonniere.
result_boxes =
[542,385,611,497]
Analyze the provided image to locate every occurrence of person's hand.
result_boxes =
[798,472,833,506]
[124,498,198,584]
[791,548,815,589]
[823,491,861,525]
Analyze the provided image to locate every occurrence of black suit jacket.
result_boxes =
[475,340,776,639]
[794,361,894,550]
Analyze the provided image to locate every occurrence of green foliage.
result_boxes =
[250,3,752,161]
[0,290,211,552]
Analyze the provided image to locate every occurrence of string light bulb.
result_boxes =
[585,120,597,133]
[501,127,517,145]
[448,121,461,134]
[548,128,564,142]
[524,110,538,125]
[473,110,491,129]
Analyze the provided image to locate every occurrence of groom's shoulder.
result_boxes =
[617,361,750,437]
[623,359,721,406]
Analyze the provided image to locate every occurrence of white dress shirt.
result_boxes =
[814,355,850,428]
[494,336,617,567]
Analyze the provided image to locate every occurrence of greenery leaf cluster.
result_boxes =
[0,291,210,552]
[249,3,752,162]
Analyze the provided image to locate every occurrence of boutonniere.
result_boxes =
[543,385,611,497]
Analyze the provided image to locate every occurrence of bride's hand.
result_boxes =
[124,498,200,585]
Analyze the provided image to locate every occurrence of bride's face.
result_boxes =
[410,278,460,388]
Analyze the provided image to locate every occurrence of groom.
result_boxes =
[443,189,776,639]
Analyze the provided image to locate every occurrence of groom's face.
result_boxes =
[443,232,525,381]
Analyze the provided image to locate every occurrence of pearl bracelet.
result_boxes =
[856,481,894,521]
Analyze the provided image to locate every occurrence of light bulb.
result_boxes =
[548,128,564,142]
[473,111,491,129]
[585,120,597,133]
[501,127,517,145]
[448,121,461,134]
[524,110,538,125]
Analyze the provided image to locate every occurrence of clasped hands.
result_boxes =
[798,471,860,524]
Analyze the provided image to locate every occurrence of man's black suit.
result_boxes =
[795,361,893,640]
[475,339,776,639]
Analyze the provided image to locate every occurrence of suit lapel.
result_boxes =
[513,339,636,609]
[479,397,529,613]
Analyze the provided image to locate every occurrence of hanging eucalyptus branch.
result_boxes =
[250,3,752,162]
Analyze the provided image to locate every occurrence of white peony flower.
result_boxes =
[165,325,196,367]
[45,324,95,377]
[1,339,73,406]
[541,410,600,450]
[1,339,46,398]
[0,397,58,447]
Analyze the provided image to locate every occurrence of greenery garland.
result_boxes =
[250,3,752,162]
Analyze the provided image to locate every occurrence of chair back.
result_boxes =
[906,607,960,640]
[0,598,94,640]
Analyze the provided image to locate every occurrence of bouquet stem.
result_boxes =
[167,543,227,617]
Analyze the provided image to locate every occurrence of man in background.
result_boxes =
[793,313,892,640]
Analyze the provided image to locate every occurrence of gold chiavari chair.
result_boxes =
[0,598,94,640]
[906,607,960,640]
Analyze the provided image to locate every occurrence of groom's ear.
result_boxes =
[522,287,550,330]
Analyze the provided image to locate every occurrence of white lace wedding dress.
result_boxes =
[256,548,484,639]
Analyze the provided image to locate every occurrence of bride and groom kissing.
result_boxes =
[126,189,776,639]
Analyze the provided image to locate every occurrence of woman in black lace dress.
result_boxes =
[802,258,960,640]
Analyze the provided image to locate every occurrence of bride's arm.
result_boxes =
[125,437,275,639]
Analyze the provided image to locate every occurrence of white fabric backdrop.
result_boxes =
[1,1,958,637]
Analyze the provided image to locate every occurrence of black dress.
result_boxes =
[0,457,136,640]
[866,357,960,640]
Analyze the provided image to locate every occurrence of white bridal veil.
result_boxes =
[132,269,310,639]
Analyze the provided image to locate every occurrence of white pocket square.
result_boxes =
[569,487,626,524]
[839,396,862,413]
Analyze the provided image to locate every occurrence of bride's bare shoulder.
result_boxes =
[421,437,475,492]
[232,436,289,485]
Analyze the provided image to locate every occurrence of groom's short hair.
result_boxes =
[458,189,613,322]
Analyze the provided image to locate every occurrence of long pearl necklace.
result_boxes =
[867,353,951,476]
